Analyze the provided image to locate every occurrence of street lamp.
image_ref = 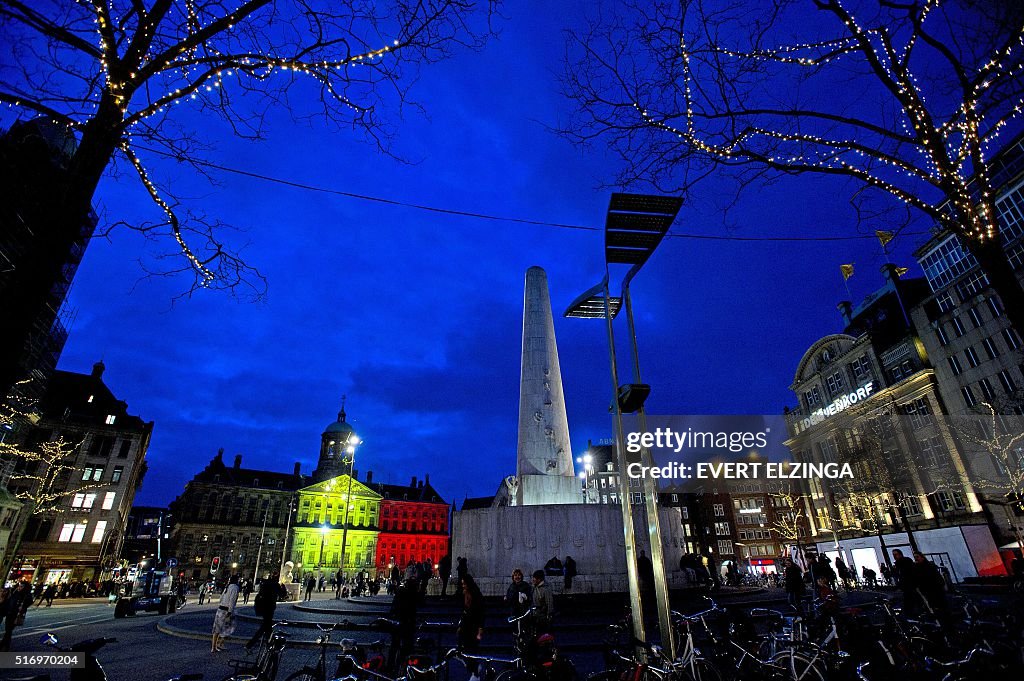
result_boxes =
[564,192,683,659]
[338,432,361,581]
[576,453,595,503]
[318,524,329,566]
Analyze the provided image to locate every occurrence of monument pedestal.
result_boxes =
[452,503,685,595]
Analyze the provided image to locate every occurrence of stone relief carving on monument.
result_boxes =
[573,535,584,547]
[503,536,514,550]
[525,536,536,548]
[485,537,493,550]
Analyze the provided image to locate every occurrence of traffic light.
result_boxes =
[211,556,220,573]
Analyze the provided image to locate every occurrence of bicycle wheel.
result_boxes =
[283,666,322,681]
[771,648,827,681]
[684,658,723,681]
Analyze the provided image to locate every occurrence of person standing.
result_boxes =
[1,581,31,651]
[783,558,805,611]
[303,573,315,601]
[211,575,240,653]
[388,579,419,671]
[563,556,577,591]
[198,580,208,605]
[335,569,344,600]
[242,579,253,605]
[530,570,554,634]
[246,574,287,652]
[438,554,452,598]
[505,569,531,617]
[912,552,946,615]
[891,549,919,613]
[457,575,485,681]
[456,556,468,583]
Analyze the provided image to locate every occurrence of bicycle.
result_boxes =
[223,621,290,681]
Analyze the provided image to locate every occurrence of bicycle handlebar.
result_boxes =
[924,646,993,669]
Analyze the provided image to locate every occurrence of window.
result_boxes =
[936,291,955,313]
[804,386,822,408]
[850,356,873,382]
[825,371,845,394]
[919,436,944,467]
[999,370,1018,394]
[979,378,997,401]
[92,520,107,543]
[982,337,1001,360]
[82,467,93,481]
[948,356,964,376]
[951,317,966,337]
[102,492,115,510]
[987,296,1004,318]
[73,493,97,510]
[968,308,983,328]
[717,540,733,555]
[956,271,990,301]
[962,386,978,408]
[920,235,976,291]
[60,522,87,543]
[936,327,950,347]
[117,440,131,458]
[936,491,966,512]
[1002,328,1021,351]
[111,466,123,483]
[904,398,932,429]
[965,346,981,368]
[713,503,725,517]
[714,521,730,535]
[681,507,689,520]
[105,415,116,425]
[903,495,923,516]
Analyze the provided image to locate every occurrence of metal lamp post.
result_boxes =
[338,434,360,580]
[318,524,329,566]
[565,192,683,659]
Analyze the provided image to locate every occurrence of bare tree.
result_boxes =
[562,0,1024,332]
[0,0,494,397]
[951,403,1024,553]
[767,481,814,565]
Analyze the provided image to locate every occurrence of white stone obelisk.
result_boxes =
[516,266,579,505]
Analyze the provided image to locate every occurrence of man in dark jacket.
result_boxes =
[891,549,920,613]
[783,558,805,610]
[388,579,419,671]
[1,581,32,651]
[912,552,946,614]
[563,556,577,591]
[246,574,287,651]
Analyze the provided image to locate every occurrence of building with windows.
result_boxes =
[7,362,152,584]
[121,505,173,566]
[784,268,1003,580]
[0,119,96,405]
[168,450,302,583]
[167,407,450,584]
[372,476,449,574]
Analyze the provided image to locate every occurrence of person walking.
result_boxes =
[1,581,31,651]
[563,556,577,591]
[505,569,531,617]
[246,574,287,652]
[242,579,254,605]
[457,575,486,681]
[198,580,208,605]
[530,569,554,634]
[211,575,240,653]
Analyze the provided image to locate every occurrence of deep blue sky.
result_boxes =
[29,1,928,507]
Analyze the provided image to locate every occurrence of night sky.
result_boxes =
[12,1,931,507]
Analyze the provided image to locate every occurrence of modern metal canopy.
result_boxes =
[605,192,683,266]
